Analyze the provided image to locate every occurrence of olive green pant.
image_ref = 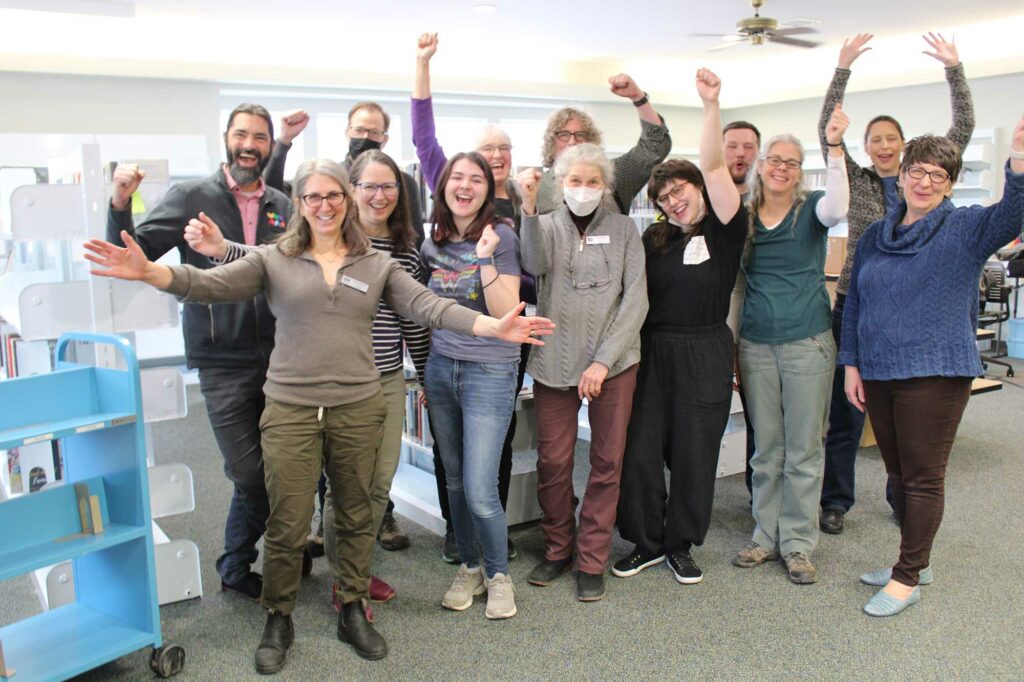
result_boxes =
[324,369,407,580]
[259,392,385,613]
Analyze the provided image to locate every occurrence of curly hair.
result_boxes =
[541,107,603,167]
[550,143,615,205]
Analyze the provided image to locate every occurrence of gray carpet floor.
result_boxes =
[3,361,1023,680]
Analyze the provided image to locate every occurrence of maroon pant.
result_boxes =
[534,365,638,574]
[863,376,971,587]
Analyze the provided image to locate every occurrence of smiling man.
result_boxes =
[107,103,292,603]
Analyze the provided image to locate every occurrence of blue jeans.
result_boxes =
[821,294,867,512]
[739,331,835,556]
[425,352,517,578]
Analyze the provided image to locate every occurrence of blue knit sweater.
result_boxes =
[839,163,1024,380]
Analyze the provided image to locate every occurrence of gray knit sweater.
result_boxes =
[164,246,479,407]
[818,64,975,295]
[536,117,672,216]
[520,206,648,387]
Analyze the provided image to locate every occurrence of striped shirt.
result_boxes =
[369,236,431,384]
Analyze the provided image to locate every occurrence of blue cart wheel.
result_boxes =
[150,644,185,678]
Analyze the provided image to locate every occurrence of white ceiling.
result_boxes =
[2,0,1023,106]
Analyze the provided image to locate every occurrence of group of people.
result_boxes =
[83,31,1024,674]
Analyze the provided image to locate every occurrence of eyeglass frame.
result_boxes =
[761,155,802,170]
[554,130,593,143]
[353,182,400,196]
[478,144,513,155]
[655,183,691,208]
[300,191,347,208]
[347,125,389,142]
[569,243,611,290]
[903,165,951,184]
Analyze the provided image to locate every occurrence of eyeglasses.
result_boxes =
[479,144,512,155]
[354,182,399,196]
[554,130,592,143]
[904,165,950,184]
[301,191,346,208]
[569,245,611,289]
[762,155,802,170]
[348,126,388,141]
[656,184,689,207]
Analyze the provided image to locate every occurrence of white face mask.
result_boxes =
[666,195,706,232]
[563,186,603,216]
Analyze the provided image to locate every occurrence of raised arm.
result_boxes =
[607,74,672,213]
[516,168,555,275]
[818,34,871,169]
[965,116,1024,259]
[411,32,449,193]
[815,104,851,228]
[262,110,308,193]
[696,68,740,224]
[107,165,188,261]
[921,32,976,151]
[477,224,521,318]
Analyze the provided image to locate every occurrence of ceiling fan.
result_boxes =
[692,0,822,51]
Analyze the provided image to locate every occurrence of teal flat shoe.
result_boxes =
[860,565,933,587]
[863,586,921,617]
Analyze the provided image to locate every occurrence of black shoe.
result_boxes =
[819,508,845,535]
[222,572,263,602]
[576,571,606,602]
[378,511,411,551]
[611,547,665,578]
[507,537,517,560]
[254,610,294,674]
[666,550,703,585]
[301,548,313,577]
[337,599,388,660]
[441,528,460,564]
[527,556,573,586]
[306,535,325,558]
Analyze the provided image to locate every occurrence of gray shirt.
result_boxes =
[520,206,648,387]
[164,245,479,407]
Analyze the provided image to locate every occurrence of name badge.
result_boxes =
[341,275,369,293]
[586,235,610,245]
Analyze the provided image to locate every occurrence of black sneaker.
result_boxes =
[666,550,703,585]
[611,548,665,578]
[507,537,518,560]
[442,528,460,564]
[222,571,263,602]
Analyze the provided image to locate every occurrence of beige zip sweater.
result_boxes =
[521,206,648,387]
[164,245,479,407]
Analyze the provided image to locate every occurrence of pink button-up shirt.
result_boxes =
[223,165,266,246]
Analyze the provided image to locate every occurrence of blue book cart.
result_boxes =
[0,333,184,680]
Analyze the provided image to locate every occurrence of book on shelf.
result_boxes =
[403,387,433,448]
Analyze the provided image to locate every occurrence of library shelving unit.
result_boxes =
[0,332,184,680]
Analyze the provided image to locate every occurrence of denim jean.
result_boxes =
[821,294,868,512]
[739,330,835,556]
[425,352,517,578]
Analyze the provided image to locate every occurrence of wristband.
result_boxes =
[476,256,495,266]
[1009,148,1024,161]
[632,92,649,108]
[825,141,843,147]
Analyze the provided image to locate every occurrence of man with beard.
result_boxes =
[722,120,760,503]
[264,102,423,229]
[107,103,292,602]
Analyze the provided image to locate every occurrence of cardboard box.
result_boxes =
[825,237,848,277]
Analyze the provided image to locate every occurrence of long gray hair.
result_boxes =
[743,134,809,263]
[277,159,370,257]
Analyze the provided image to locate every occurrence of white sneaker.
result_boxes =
[442,564,485,611]
[485,573,517,620]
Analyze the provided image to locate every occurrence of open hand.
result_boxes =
[838,34,873,69]
[922,32,959,68]
[493,302,555,346]
[83,231,153,280]
[184,212,228,259]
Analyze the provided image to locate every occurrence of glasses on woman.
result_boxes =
[905,165,951,184]
[354,182,399,196]
[554,130,592,143]
[762,155,802,170]
[301,191,346,208]
[656,184,688,207]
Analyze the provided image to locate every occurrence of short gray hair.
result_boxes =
[474,124,512,150]
[551,143,615,203]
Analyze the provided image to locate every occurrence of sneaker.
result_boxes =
[485,573,517,620]
[611,548,665,578]
[784,551,818,584]
[507,537,518,560]
[378,511,411,551]
[442,528,460,564]
[732,542,780,568]
[442,564,485,611]
[667,550,703,585]
[221,571,262,602]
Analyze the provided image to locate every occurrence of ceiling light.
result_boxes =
[473,3,497,12]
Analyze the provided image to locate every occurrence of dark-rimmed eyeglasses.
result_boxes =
[301,191,346,208]
[554,130,592,143]
[354,182,399,196]
[762,155,801,170]
[904,165,950,184]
